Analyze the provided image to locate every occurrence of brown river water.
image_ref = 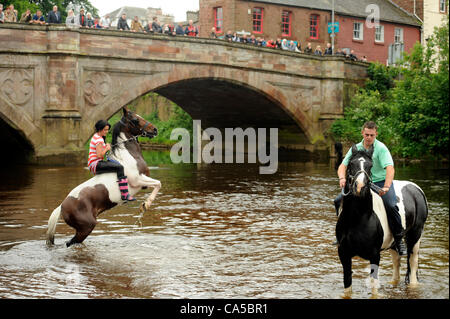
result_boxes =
[0,153,448,299]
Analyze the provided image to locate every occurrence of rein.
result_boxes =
[110,134,142,148]
[110,115,154,148]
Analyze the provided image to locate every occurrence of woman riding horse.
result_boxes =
[46,108,161,247]
[89,120,135,202]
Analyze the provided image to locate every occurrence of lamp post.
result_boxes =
[331,0,335,55]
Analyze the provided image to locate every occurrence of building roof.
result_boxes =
[243,0,421,26]
[108,6,148,20]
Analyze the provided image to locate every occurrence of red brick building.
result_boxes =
[199,0,421,64]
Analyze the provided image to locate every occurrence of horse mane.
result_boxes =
[335,142,343,170]
[349,144,374,161]
[111,119,125,154]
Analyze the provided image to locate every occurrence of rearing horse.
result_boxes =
[336,145,428,297]
[46,108,162,247]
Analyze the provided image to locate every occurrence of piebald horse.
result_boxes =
[336,145,428,297]
[46,108,161,247]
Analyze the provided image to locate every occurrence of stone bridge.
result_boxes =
[0,23,368,165]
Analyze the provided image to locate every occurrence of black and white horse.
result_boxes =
[336,145,428,297]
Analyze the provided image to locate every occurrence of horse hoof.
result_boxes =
[139,202,150,213]
[408,281,419,288]
[388,279,400,286]
[370,289,384,299]
[341,287,352,299]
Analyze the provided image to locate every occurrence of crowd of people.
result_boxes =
[213,28,365,61]
[115,14,200,37]
[1,4,64,25]
[0,4,366,62]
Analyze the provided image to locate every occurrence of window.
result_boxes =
[281,11,291,36]
[214,7,223,33]
[375,25,384,42]
[388,43,404,65]
[252,7,263,33]
[353,22,363,40]
[440,0,446,12]
[394,27,403,43]
[309,14,319,39]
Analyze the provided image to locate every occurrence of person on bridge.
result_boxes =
[304,42,313,54]
[19,9,32,23]
[131,16,145,33]
[117,13,130,31]
[88,120,136,202]
[0,5,4,24]
[47,5,61,24]
[78,8,87,27]
[4,4,18,22]
[65,9,78,28]
[324,43,333,55]
[31,10,46,25]
[185,20,198,37]
[151,17,162,33]
[175,22,184,36]
[334,121,407,256]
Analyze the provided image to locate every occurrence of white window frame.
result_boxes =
[353,22,363,40]
[375,25,384,42]
[394,27,403,43]
[440,0,446,12]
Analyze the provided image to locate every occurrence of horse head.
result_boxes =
[120,107,158,138]
[112,107,158,145]
[345,144,374,197]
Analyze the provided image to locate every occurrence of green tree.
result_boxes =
[0,0,98,20]
[391,15,449,157]
[330,14,449,159]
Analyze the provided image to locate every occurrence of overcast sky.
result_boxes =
[89,0,199,21]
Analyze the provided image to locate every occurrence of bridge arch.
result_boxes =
[79,65,312,150]
[0,102,36,164]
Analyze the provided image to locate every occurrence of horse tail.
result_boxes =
[46,205,62,245]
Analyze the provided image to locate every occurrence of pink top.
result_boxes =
[88,133,105,174]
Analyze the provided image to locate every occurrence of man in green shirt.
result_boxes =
[334,121,407,255]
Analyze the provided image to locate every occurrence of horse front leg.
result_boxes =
[338,246,352,298]
[368,254,381,297]
[130,174,161,212]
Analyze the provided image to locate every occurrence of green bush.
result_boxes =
[141,103,193,145]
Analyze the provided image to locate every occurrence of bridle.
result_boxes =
[110,113,157,148]
[342,157,373,197]
[119,112,156,139]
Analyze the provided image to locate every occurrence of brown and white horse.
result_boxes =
[46,108,161,247]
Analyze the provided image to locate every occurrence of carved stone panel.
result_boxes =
[0,68,33,107]
[83,71,112,106]
[267,80,318,124]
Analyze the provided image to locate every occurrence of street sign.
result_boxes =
[328,22,339,34]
